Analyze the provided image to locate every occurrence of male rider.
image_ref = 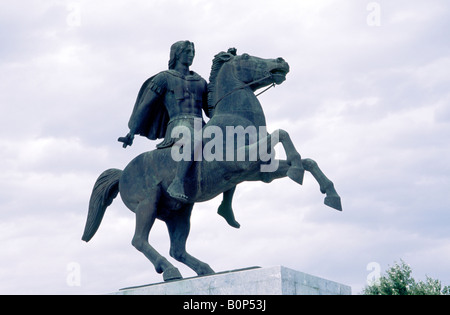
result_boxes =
[118,41,240,228]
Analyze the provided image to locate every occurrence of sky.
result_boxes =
[0,0,449,295]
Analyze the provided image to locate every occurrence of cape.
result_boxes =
[128,73,169,141]
[128,70,206,141]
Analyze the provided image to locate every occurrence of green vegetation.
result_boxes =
[363,260,450,295]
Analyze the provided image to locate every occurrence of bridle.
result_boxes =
[212,71,276,109]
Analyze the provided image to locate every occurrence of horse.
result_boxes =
[82,49,342,282]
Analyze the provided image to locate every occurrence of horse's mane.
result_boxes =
[207,49,237,110]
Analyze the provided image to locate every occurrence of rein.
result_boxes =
[213,72,275,108]
[255,81,276,97]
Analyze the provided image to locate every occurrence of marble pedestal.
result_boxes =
[111,266,351,295]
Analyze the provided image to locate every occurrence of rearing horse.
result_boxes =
[82,49,342,282]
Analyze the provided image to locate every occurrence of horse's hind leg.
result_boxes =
[302,158,342,211]
[131,189,182,281]
[166,204,215,277]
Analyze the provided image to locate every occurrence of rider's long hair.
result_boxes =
[168,40,195,70]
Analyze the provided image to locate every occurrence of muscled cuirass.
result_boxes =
[163,70,207,119]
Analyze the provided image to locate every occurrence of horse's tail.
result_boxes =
[82,169,122,242]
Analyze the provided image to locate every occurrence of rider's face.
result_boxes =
[178,46,195,67]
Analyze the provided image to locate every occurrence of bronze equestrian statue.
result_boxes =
[83,43,342,282]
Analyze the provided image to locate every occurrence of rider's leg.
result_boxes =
[168,159,191,202]
[168,129,198,203]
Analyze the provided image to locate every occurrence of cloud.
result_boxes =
[1,0,450,295]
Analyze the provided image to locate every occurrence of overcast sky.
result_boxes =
[1,0,449,295]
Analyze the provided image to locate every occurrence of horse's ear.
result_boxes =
[214,51,234,62]
[227,48,237,56]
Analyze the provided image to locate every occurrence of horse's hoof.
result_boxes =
[325,196,342,211]
[218,204,241,229]
[287,166,305,185]
[163,267,183,282]
[198,265,215,277]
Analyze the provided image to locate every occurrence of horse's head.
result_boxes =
[209,49,290,93]
[208,49,290,111]
[231,51,290,89]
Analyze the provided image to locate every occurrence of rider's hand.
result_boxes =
[118,133,134,148]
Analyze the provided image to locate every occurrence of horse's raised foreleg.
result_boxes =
[247,160,290,183]
[131,189,182,281]
[278,130,305,184]
[255,129,304,184]
[165,204,215,277]
[302,158,342,211]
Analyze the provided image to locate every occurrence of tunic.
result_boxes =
[128,70,211,149]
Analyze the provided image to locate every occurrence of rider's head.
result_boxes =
[169,41,195,70]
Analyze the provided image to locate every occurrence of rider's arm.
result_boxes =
[201,79,213,118]
[118,89,161,148]
[119,73,167,148]
[128,89,160,135]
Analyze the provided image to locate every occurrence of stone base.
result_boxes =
[111,266,351,295]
